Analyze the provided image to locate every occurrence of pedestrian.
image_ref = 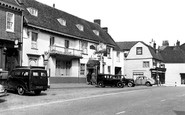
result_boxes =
[87,72,92,85]
[91,71,97,85]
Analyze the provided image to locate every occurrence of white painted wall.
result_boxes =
[165,63,185,86]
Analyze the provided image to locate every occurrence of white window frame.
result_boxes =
[31,32,38,49]
[93,30,99,36]
[81,41,88,54]
[76,24,84,31]
[57,18,66,26]
[6,12,14,32]
[143,61,150,68]
[27,7,38,17]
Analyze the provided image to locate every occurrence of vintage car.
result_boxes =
[0,84,7,97]
[96,74,125,88]
[135,76,155,86]
[115,75,135,87]
[7,66,49,95]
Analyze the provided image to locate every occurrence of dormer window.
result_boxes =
[27,7,38,17]
[57,18,66,26]
[93,30,99,36]
[76,24,84,31]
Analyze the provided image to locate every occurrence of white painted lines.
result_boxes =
[161,99,166,102]
[116,111,126,114]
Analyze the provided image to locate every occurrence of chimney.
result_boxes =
[176,40,180,46]
[153,42,156,49]
[162,40,169,46]
[94,19,101,26]
[102,27,108,32]
[53,4,55,8]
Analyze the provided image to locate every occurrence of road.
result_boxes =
[1,86,185,115]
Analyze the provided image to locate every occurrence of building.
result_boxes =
[160,41,185,86]
[0,0,23,71]
[20,0,120,83]
[117,41,166,83]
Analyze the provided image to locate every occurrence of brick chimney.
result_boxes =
[176,40,180,46]
[94,19,101,26]
[102,27,108,32]
[53,3,55,8]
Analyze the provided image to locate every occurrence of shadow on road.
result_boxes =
[174,110,185,115]
[7,90,47,96]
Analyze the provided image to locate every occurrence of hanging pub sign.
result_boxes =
[96,43,106,54]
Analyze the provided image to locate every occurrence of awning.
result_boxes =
[87,60,100,68]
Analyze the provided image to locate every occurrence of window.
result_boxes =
[27,7,38,17]
[28,56,38,66]
[80,64,85,75]
[81,41,88,54]
[50,36,55,46]
[76,24,84,31]
[65,40,69,48]
[143,61,150,68]
[57,18,66,26]
[93,30,99,36]
[136,47,142,55]
[116,52,120,62]
[108,66,111,74]
[31,32,38,49]
[6,12,14,32]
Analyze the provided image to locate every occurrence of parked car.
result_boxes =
[7,66,48,95]
[96,74,125,88]
[135,76,155,86]
[0,84,7,97]
[113,75,135,87]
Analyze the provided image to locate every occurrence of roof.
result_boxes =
[117,41,163,61]
[160,46,185,63]
[116,41,139,51]
[21,0,117,47]
[0,0,23,11]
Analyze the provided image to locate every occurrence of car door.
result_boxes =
[142,76,147,84]
[135,77,141,85]
[31,70,48,87]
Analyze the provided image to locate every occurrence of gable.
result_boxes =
[126,42,153,59]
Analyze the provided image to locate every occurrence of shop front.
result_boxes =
[150,67,166,84]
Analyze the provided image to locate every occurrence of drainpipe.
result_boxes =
[20,11,23,66]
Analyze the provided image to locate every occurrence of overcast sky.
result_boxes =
[36,0,185,46]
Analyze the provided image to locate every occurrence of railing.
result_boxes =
[49,45,82,57]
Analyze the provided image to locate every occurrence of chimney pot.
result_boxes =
[53,4,55,8]
[94,19,101,26]
[102,27,108,32]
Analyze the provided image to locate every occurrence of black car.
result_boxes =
[7,66,49,95]
[96,74,125,88]
[121,76,135,87]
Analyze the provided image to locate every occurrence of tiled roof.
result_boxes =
[21,0,117,47]
[0,0,23,10]
[116,41,139,51]
[160,46,185,63]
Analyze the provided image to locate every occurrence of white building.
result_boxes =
[21,0,123,83]
[117,41,166,83]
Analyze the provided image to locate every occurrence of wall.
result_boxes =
[165,63,185,86]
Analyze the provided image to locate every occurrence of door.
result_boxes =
[31,70,48,87]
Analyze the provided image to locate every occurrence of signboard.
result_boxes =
[96,43,106,53]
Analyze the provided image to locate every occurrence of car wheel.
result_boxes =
[127,82,133,87]
[34,90,41,95]
[98,81,104,87]
[146,82,151,86]
[117,82,124,88]
[17,86,25,95]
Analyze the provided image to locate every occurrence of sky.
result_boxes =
[36,0,185,46]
